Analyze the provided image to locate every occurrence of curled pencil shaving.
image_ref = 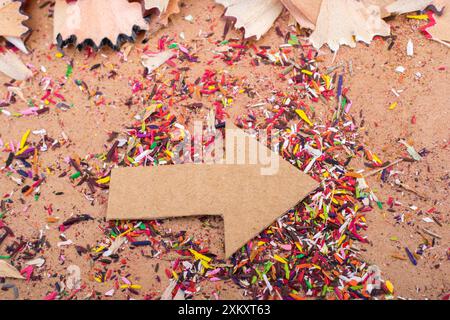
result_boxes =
[53,0,149,50]
[0,0,29,38]
[0,0,30,53]
[216,0,284,40]
[309,0,390,51]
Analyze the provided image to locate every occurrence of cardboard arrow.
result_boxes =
[53,0,148,49]
[107,124,318,257]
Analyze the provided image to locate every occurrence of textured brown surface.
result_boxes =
[0,0,448,299]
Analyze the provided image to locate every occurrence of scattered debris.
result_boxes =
[399,139,422,161]
[216,0,284,40]
[395,65,406,73]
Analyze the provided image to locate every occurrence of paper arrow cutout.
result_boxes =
[0,0,29,38]
[53,0,149,50]
[107,124,318,257]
